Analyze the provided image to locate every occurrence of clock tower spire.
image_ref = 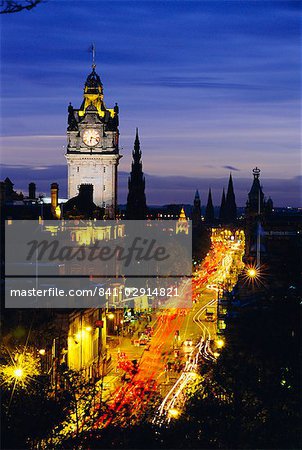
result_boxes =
[65,58,121,218]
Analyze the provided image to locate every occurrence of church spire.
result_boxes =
[133,127,141,163]
[225,173,237,223]
[126,129,147,220]
[205,188,215,224]
[219,187,226,222]
[194,190,200,208]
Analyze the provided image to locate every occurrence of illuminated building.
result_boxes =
[67,309,108,379]
[65,59,121,218]
[176,207,189,234]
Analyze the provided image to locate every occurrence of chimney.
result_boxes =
[79,184,93,203]
[28,182,36,199]
[51,183,59,214]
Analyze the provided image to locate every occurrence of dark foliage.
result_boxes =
[1,382,66,449]
[63,289,300,449]
[0,0,43,14]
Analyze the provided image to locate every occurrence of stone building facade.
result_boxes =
[65,63,121,218]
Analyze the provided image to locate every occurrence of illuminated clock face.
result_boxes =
[83,129,101,147]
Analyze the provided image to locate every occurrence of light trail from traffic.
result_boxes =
[153,297,216,425]
[94,231,244,429]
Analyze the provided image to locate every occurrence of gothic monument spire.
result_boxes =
[126,129,147,220]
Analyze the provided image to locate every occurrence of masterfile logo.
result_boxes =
[5,220,192,308]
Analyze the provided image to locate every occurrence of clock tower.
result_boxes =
[65,62,121,218]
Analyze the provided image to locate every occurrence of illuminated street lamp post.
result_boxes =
[244,265,261,287]
[0,348,40,390]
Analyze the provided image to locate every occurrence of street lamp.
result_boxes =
[168,408,180,419]
[244,265,262,285]
[216,339,225,349]
[247,267,257,278]
[13,368,24,378]
[107,312,115,320]
[0,349,40,390]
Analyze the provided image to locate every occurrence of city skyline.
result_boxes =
[0,0,301,206]
[1,162,301,207]
[0,3,300,449]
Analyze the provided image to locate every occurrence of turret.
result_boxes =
[176,207,189,234]
[194,190,200,208]
[266,197,273,214]
[246,167,264,215]
[192,190,202,229]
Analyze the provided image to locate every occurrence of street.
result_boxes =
[93,230,245,428]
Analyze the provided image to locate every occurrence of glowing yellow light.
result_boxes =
[216,339,225,349]
[107,313,115,320]
[0,348,40,390]
[75,330,86,341]
[55,205,61,219]
[85,326,92,332]
[247,268,257,278]
[38,349,46,356]
[213,352,220,358]
[13,368,24,378]
[190,372,200,380]
[168,408,180,418]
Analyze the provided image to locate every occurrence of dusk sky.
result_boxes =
[0,0,301,206]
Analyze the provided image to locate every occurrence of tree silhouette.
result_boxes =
[0,0,43,14]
